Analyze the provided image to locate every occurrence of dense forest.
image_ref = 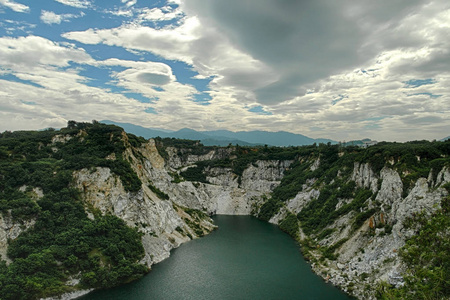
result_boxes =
[0,122,148,299]
[0,121,449,299]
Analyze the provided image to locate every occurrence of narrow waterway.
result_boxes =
[80,215,352,300]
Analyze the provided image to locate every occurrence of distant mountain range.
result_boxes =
[101,120,337,147]
[441,136,450,141]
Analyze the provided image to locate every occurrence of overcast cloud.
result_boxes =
[0,0,449,141]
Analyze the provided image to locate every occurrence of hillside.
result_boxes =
[0,122,449,300]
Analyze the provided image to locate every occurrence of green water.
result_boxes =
[80,215,352,300]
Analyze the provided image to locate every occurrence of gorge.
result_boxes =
[0,121,449,300]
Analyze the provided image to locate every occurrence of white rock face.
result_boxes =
[69,140,292,269]
[310,158,320,171]
[51,134,72,144]
[206,167,239,188]
[392,177,445,235]
[4,136,448,300]
[375,167,403,207]
[133,149,448,300]
[294,166,449,300]
[241,160,293,193]
[435,166,450,187]
[161,164,292,215]
[0,213,35,264]
[270,179,319,224]
[352,162,379,193]
[40,289,94,300]
[72,167,199,266]
[165,146,233,169]
[133,142,293,216]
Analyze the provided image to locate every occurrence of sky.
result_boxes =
[0,0,449,142]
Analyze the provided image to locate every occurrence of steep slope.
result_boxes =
[0,123,216,299]
[254,142,450,299]
[1,123,448,300]
[0,123,293,300]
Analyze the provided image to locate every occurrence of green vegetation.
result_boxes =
[180,165,208,183]
[258,197,283,222]
[353,208,377,230]
[258,143,357,222]
[154,137,217,160]
[0,187,147,300]
[172,143,302,185]
[0,190,40,221]
[177,205,210,237]
[354,140,450,196]
[148,183,169,200]
[1,123,449,300]
[279,212,299,238]
[257,140,450,232]
[0,121,143,194]
[169,172,184,183]
[0,122,148,299]
[376,196,450,299]
[321,238,348,261]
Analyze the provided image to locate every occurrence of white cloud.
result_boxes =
[0,35,150,131]
[0,0,29,12]
[63,17,200,63]
[63,16,276,106]
[0,19,36,34]
[0,35,220,132]
[40,11,62,24]
[60,1,450,140]
[40,10,85,25]
[0,35,92,68]
[108,9,133,17]
[2,1,450,141]
[122,0,137,8]
[136,6,183,22]
[54,0,91,9]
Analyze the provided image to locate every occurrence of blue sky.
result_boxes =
[0,0,449,141]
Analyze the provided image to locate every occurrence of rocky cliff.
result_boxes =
[74,134,448,299]
[69,137,292,268]
[1,123,449,300]
[265,159,449,299]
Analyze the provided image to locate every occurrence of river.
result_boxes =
[80,215,352,300]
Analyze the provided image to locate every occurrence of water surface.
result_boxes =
[81,215,351,300]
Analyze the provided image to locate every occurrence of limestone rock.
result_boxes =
[0,213,35,264]
[352,162,379,193]
[375,167,403,207]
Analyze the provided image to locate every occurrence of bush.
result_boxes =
[0,122,149,299]
[353,208,377,230]
[258,198,282,221]
[377,197,450,299]
[180,165,208,183]
[148,184,169,200]
[279,212,299,237]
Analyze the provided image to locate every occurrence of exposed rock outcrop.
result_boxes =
[70,139,447,300]
[69,140,293,268]
[2,130,448,300]
[269,163,449,300]
[352,162,379,193]
[0,213,35,264]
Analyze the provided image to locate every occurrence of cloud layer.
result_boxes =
[0,0,449,141]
